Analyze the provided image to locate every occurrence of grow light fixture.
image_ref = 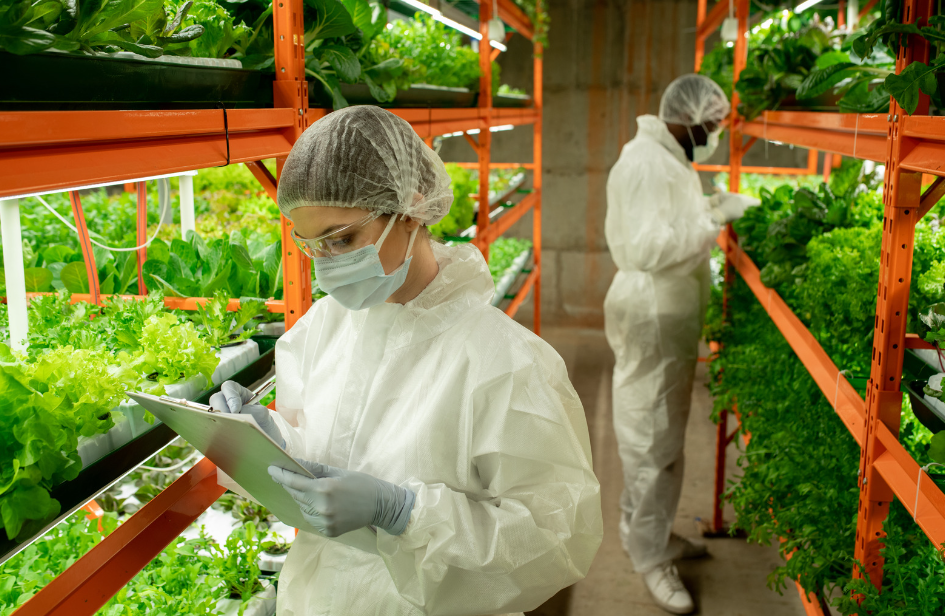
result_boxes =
[750,17,774,34]
[398,0,508,51]
[446,124,517,138]
[794,0,825,13]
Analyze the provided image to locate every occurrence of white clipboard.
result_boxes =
[127,391,379,555]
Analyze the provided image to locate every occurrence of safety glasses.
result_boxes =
[290,210,384,260]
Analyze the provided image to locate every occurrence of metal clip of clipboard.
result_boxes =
[157,376,275,414]
[159,395,215,412]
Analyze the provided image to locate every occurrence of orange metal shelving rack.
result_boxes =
[0,0,542,612]
[696,0,945,614]
[0,8,542,329]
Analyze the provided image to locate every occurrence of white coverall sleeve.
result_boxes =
[269,408,305,456]
[267,315,311,458]
[605,156,719,274]
[374,337,603,616]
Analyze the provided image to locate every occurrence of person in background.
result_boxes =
[603,74,757,614]
[211,105,603,616]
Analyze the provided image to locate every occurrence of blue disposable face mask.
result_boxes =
[312,215,418,311]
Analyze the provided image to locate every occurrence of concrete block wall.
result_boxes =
[439,0,810,328]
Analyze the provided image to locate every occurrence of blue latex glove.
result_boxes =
[268,459,415,537]
[209,380,286,449]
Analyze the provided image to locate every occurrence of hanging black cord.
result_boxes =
[217,102,231,167]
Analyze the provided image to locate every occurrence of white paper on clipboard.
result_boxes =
[127,392,379,555]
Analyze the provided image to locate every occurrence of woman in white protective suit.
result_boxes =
[603,74,757,614]
[210,105,603,616]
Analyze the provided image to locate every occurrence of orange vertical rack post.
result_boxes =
[477,0,494,263]
[467,0,543,330]
[68,191,101,305]
[135,182,148,295]
[272,0,311,330]
[532,34,544,335]
[853,0,934,593]
[702,0,749,538]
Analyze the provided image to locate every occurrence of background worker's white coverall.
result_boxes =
[603,114,720,573]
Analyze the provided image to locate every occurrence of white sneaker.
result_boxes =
[643,562,695,614]
[670,533,708,559]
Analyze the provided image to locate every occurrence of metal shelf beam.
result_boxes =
[1,108,538,200]
[740,112,888,162]
[0,110,295,200]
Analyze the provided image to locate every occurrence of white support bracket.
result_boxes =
[1,199,28,351]
[179,174,196,239]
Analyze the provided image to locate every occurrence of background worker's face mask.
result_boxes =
[687,124,722,163]
[311,214,418,311]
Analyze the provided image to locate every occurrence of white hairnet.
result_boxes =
[658,74,731,127]
[277,106,453,225]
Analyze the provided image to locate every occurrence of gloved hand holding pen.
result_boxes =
[209,380,286,449]
[268,460,416,537]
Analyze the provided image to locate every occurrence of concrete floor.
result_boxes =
[525,327,806,616]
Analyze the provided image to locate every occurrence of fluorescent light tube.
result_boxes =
[398,0,439,16]
[433,14,507,51]
[397,0,507,51]
[794,0,824,13]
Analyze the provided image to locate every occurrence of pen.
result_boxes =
[247,375,277,406]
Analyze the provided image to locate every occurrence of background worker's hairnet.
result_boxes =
[277,105,454,226]
[658,74,731,127]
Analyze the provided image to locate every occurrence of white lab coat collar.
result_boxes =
[636,115,690,166]
[351,241,496,349]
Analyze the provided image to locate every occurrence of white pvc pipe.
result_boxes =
[179,174,195,239]
[158,178,174,225]
[1,199,28,351]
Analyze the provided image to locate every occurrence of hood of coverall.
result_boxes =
[636,115,690,166]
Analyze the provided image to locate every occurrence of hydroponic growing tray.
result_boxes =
[904,380,945,434]
[0,335,279,565]
[308,83,533,109]
[493,92,533,108]
[0,51,274,111]
[308,82,476,108]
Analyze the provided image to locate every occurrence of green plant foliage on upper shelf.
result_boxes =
[215,0,405,106]
[0,0,251,58]
[706,0,945,117]
[365,12,501,95]
[735,12,894,120]
[507,0,548,48]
